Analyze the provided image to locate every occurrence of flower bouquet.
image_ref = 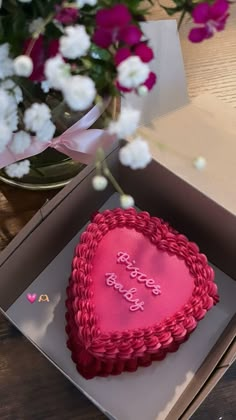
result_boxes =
[0,0,156,197]
[0,0,229,200]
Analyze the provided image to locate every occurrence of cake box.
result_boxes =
[0,133,235,419]
[0,22,236,420]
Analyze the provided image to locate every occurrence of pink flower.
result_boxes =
[118,25,142,46]
[189,0,229,43]
[55,5,79,25]
[134,43,154,63]
[143,72,157,90]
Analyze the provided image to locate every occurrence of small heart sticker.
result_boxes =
[27,293,37,304]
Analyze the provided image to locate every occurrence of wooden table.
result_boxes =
[0,6,236,419]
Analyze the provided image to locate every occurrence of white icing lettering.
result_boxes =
[105,273,144,312]
[117,252,130,263]
[123,287,138,301]
[105,272,117,286]
[130,300,145,312]
[152,285,162,296]
[116,251,162,296]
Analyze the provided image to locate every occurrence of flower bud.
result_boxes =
[14,55,33,77]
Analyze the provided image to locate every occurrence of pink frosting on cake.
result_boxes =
[92,227,195,332]
[66,208,219,379]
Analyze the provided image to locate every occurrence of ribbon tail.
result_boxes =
[0,142,49,169]
[53,129,116,164]
[61,100,110,136]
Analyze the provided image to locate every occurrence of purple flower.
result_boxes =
[189,0,229,43]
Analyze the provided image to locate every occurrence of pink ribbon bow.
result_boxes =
[0,103,115,169]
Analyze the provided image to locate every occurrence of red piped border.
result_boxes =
[66,208,219,379]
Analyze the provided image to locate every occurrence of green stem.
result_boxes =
[178,10,187,31]
[25,12,54,55]
[96,147,125,194]
[103,166,125,195]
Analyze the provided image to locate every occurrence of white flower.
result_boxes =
[24,103,51,132]
[13,55,33,77]
[18,0,32,3]
[0,88,18,131]
[36,120,56,143]
[29,17,44,35]
[0,43,9,60]
[9,131,31,154]
[59,25,90,59]
[92,175,108,191]
[1,79,23,103]
[108,107,140,139]
[44,55,71,90]
[0,43,14,80]
[5,160,30,178]
[193,156,207,170]
[119,137,152,170]
[62,75,96,111]
[0,122,12,152]
[41,80,51,93]
[120,194,135,209]
[76,0,97,7]
[4,99,18,131]
[0,88,14,115]
[117,56,149,89]
[137,85,148,96]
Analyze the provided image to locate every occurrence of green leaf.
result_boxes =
[161,5,185,15]
[90,44,111,62]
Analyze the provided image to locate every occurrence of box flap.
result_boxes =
[138,94,236,216]
[0,145,120,311]
[182,336,236,419]
[166,314,236,419]
[119,159,236,280]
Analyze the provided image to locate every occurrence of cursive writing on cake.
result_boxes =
[117,251,161,296]
[105,273,145,312]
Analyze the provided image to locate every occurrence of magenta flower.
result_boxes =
[23,36,59,82]
[114,48,131,66]
[116,81,132,93]
[189,0,229,43]
[93,4,132,48]
[114,43,154,67]
[118,25,142,46]
[134,43,154,63]
[96,4,131,29]
[143,72,157,91]
[54,5,79,25]
[93,28,113,49]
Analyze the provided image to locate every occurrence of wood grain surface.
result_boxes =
[0,5,236,420]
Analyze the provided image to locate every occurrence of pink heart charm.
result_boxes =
[27,293,37,304]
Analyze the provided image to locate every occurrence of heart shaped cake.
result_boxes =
[66,208,219,379]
